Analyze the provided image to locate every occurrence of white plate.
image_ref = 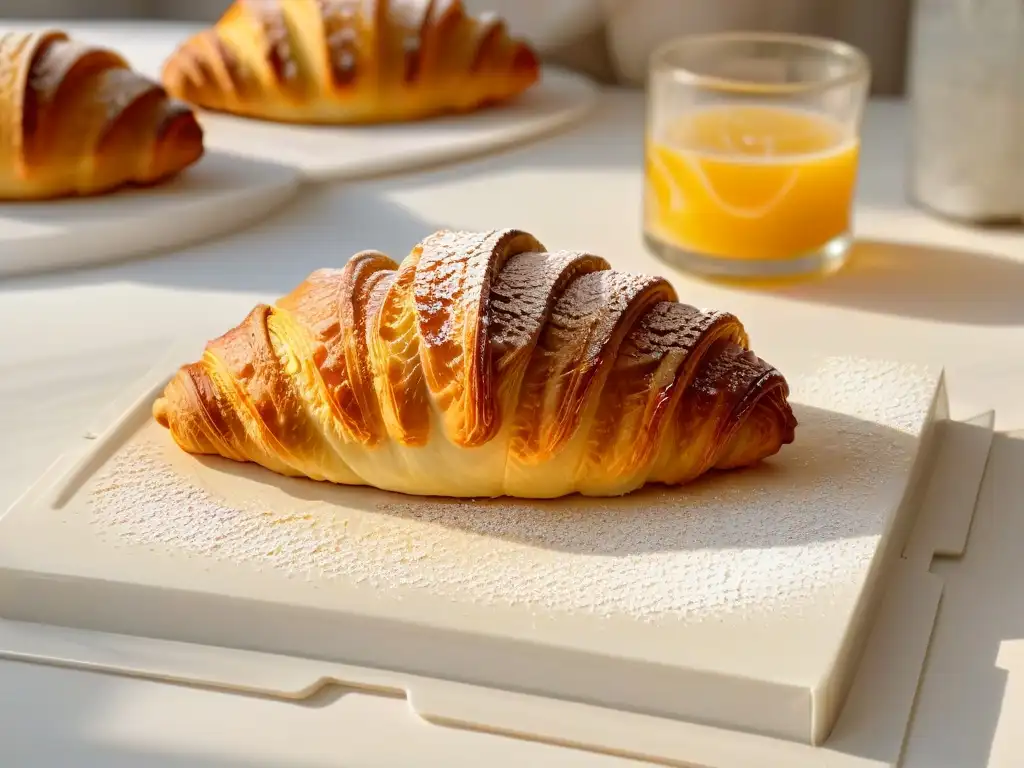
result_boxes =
[0,151,300,278]
[192,67,599,181]
[6,21,600,182]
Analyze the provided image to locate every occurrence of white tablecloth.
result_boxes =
[2,86,1024,766]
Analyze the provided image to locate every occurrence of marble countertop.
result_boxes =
[1,49,1023,765]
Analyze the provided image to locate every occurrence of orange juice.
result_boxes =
[645,105,859,261]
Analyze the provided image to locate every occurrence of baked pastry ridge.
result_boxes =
[161,0,540,124]
[153,229,798,498]
[0,29,204,201]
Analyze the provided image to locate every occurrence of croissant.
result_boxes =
[0,29,204,201]
[153,229,797,499]
[160,0,541,125]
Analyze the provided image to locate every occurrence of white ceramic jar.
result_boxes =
[907,0,1024,224]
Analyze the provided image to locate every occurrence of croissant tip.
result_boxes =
[513,43,541,77]
[771,383,798,447]
[780,415,798,447]
[153,107,206,173]
[160,33,208,101]
[152,397,170,428]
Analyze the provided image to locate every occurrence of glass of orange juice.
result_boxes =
[644,32,871,279]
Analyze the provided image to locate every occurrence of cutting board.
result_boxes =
[0,351,948,747]
[0,151,300,278]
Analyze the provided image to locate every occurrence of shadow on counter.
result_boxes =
[186,402,904,556]
[0,187,452,296]
[756,238,1024,327]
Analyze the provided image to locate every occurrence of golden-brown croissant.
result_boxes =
[153,229,797,499]
[0,29,204,201]
[161,0,541,125]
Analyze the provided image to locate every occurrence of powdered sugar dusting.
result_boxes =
[625,301,735,359]
[789,357,938,434]
[488,250,606,353]
[548,270,667,365]
[89,358,937,624]
[413,229,543,351]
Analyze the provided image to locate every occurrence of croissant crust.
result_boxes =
[153,229,798,499]
[0,29,204,201]
[161,0,541,124]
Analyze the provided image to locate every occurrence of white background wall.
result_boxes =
[0,0,910,94]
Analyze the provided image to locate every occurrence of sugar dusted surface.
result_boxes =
[89,357,937,623]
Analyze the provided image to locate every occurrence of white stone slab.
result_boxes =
[0,350,945,746]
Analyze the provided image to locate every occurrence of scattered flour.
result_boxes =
[89,357,937,623]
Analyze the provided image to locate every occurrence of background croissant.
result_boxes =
[161,0,541,125]
[0,29,204,201]
[153,229,797,499]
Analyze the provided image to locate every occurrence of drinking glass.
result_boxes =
[643,32,871,279]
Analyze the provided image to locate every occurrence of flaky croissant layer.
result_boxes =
[154,229,797,498]
[161,0,540,125]
[0,29,204,201]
